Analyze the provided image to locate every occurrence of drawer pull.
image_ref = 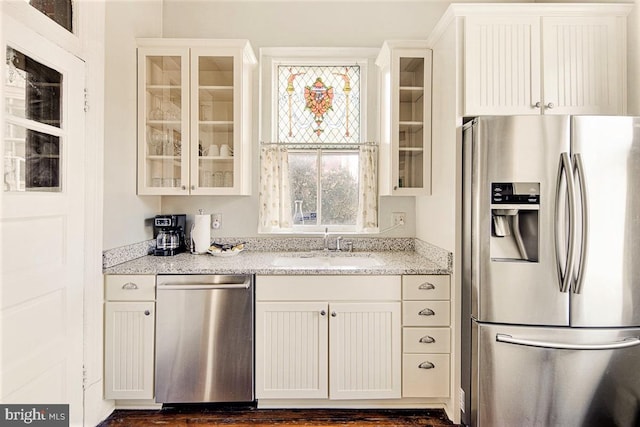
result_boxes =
[418,361,435,369]
[418,308,435,316]
[122,282,138,290]
[418,282,436,290]
[419,335,436,344]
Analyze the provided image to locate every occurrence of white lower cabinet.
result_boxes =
[402,275,451,398]
[255,275,402,400]
[104,275,156,400]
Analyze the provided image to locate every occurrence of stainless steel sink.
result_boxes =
[270,253,383,269]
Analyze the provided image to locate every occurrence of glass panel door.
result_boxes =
[4,47,62,192]
[397,56,424,189]
[142,54,186,191]
[196,55,234,190]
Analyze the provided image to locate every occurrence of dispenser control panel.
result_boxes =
[492,182,540,205]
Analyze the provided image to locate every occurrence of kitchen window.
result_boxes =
[259,55,378,234]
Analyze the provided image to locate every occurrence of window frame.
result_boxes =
[259,47,379,235]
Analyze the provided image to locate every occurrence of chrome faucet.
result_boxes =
[336,236,343,252]
[323,227,330,251]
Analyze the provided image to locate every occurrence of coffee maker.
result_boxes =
[153,214,187,256]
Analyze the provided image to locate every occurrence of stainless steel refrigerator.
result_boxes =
[461,116,640,427]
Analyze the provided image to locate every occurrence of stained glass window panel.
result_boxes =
[277,65,360,143]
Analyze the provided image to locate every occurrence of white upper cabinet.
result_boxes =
[137,39,256,195]
[463,6,629,116]
[377,41,432,196]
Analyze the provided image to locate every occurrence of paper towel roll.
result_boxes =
[192,214,211,254]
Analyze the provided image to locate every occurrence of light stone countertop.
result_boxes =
[103,250,451,276]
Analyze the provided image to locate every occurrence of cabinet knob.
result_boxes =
[418,361,435,370]
[320,310,326,316]
[418,308,435,316]
[534,101,542,109]
[545,102,555,109]
[191,185,196,190]
[182,185,187,190]
[331,311,337,317]
[144,310,151,316]
[122,282,138,290]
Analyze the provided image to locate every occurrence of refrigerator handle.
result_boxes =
[497,334,640,351]
[573,153,588,294]
[555,152,577,293]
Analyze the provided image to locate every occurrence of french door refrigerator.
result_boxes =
[461,116,640,427]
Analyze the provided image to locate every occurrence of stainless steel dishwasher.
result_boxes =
[155,274,254,403]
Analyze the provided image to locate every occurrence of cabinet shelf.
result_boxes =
[199,155,234,161]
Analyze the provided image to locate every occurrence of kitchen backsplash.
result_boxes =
[103,237,451,270]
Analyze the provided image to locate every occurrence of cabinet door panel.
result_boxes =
[542,16,622,115]
[255,302,328,399]
[329,302,401,400]
[137,48,190,195]
[464,16,541,115]
[104,301,155,399]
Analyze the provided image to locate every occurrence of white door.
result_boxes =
[1,16,85,425]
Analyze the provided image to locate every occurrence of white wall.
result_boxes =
[159,1,452,238]
[103,0,163,250]
[103,1,456,246]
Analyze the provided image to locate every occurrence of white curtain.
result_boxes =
[259,145,292,232]
[356,144,378,232]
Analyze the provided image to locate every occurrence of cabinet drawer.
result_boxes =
[105,275,156,301]
[402,353,450,397]
[403,327,450,353]
[402,275,450,300]
[402,301,450,326]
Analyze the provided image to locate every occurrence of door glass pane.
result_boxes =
[197,56,234,189]
[5,47,62,192]
[144,56,183,189]
[398,57,424,189]
[29,0,73,33]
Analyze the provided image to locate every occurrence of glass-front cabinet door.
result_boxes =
[137,48,189,194]
[137,40,255,195]
[377,42,432,196]
[191,49,239,194]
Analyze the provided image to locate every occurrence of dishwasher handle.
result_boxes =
[158,283,250,290]
[158,276,251,290]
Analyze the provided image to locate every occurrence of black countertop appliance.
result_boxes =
[153,214,187,256]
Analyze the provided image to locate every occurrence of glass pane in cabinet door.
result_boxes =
[398,57,424,189]
[144,56,183,189]
[5,47,62,192]
[197,56,234,189]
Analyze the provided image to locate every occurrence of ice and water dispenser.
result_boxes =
[490,182,539,262]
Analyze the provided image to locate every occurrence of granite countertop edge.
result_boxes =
[103,251,452,276]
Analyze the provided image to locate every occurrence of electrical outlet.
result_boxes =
[211,213,222,229]
[392,212,406,227]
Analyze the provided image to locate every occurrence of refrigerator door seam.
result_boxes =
[496,333,640,350]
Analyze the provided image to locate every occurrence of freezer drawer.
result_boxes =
[470,322,640,427]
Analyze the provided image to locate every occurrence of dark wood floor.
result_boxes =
[97,405,458,426]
